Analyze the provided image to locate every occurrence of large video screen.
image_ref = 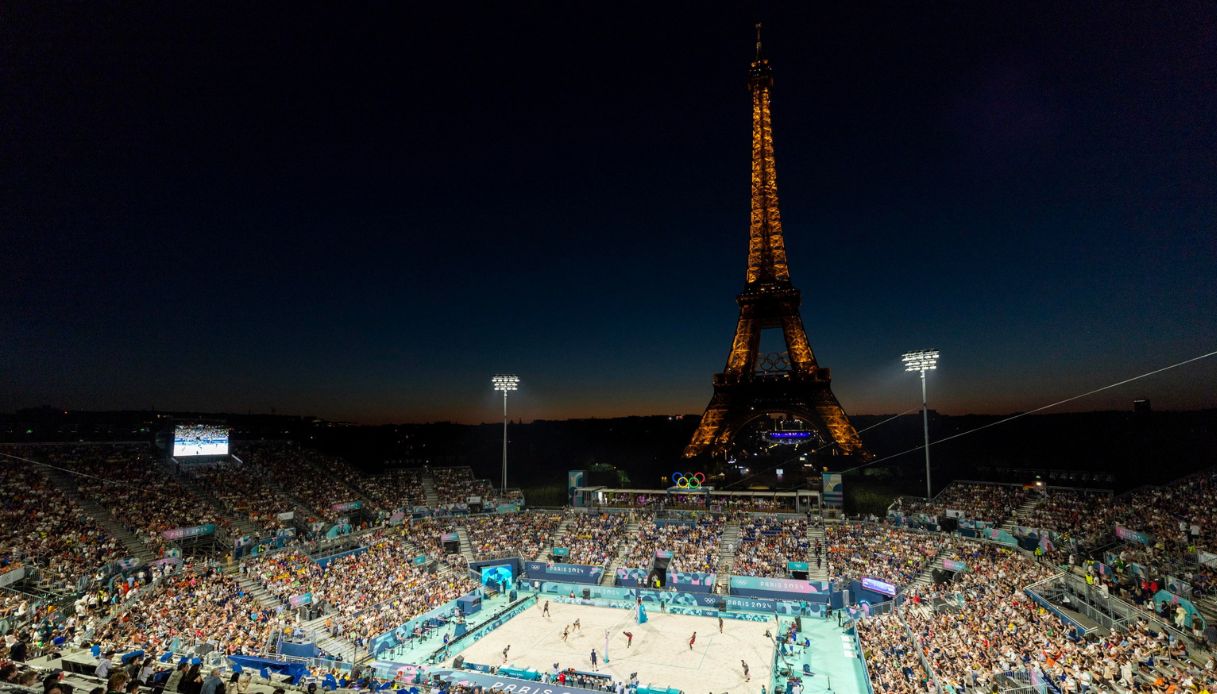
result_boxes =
[173,424,229,457]
[480,564,514,590]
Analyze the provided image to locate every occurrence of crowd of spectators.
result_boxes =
[894,543,1217,692]
[619,514,724,573]
[245,549,320,603]
[463,512,561,560]
[187,459,297,531]
[1115,470,1217,553]
[85,562,285,656]
[1015,488,1118,548]
[432,468,495,507]
[904,482,1031,524]
[43,444,228,552]
[598,492,795,514]
[855,611,934,694]
[733,517,809,578]
[0,456,122,590]
[360,469,427,511]
[826,524,945,587]
[559,512,629,566]
[236,443,369,522]
[307,531,476,644]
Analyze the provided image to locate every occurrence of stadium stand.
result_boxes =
[619,513,724,573]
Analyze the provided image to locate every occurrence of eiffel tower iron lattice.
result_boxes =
[684,26,870,462]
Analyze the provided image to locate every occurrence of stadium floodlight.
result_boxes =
[491,374,520,494]
[902,350,939,500]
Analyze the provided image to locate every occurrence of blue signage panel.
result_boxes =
[525,561,604,585]
[861,577,897,597]
[730,575,830,598]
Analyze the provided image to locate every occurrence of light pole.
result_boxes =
[902,350,939,500]
[491,374,519,495]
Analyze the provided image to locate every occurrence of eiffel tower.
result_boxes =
[684,26,869,462]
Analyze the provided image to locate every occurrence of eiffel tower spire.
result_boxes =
[745,22,789,286]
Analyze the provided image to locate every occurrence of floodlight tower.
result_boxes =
[491,374,520,494]
[902,350,939,500]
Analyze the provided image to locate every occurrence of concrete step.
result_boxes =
[420,471,439,507]
[43,468,158,563]
[455,527,477,563]
[806,525,829,581]
[173,465,263,537]
[238,575,286,612]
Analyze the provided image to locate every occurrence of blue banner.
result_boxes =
[668,571,715,593]
[434,668,606,694]
[531,581,820,617]
[822,473,843,508]
[729,575,831,601]
[615,567,648,587]
[614,567,714,592]
[1116,524,1152,545]
[524,561,604,585]
[162,524,216,540]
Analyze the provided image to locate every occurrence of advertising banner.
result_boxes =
[787,561,810,572]
[162,524,216,540]
[616,567,649,587]
[388,511,405,526]
[861,577,897,597]
[331,501,362,513]
[822,473,843,508]
[729,575,830,601]
[441,532,460,543]
[525,561,604,585]
[117,557,141,570]
[496,503,521,514]
[276,511,295,521]
[981,528,1019,547]
[1115,525,1152,545]
[567,470,586,506]
[413,555,428,566]
[435,669,605,694]
[551,547,570,558]
[535,582,817,617]
[943,558,968,572]
[1199,550,1217,569]
[288,593,312,607]
[668,571,716,593]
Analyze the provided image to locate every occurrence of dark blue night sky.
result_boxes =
[3,3,1215,423]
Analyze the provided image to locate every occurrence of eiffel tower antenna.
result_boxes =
[755,22,763,58]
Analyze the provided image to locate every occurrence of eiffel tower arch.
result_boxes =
[685,27,871,465]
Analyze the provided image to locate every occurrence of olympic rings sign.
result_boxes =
[670,472,706,489]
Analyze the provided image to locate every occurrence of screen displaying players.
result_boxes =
[173,424,229,457]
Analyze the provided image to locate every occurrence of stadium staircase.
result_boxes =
[600,517,640,586]
[542,513,577,560]
[713,520,741,592]
[42,468,157,564]
[170,464,264,539]
[454,526,477,563]
[237,574,285,612]
[1001,496,1044,532]
[805,524,829,582]
[302,614,361,662]
[420,472,440,507]
[909,547,948,591]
